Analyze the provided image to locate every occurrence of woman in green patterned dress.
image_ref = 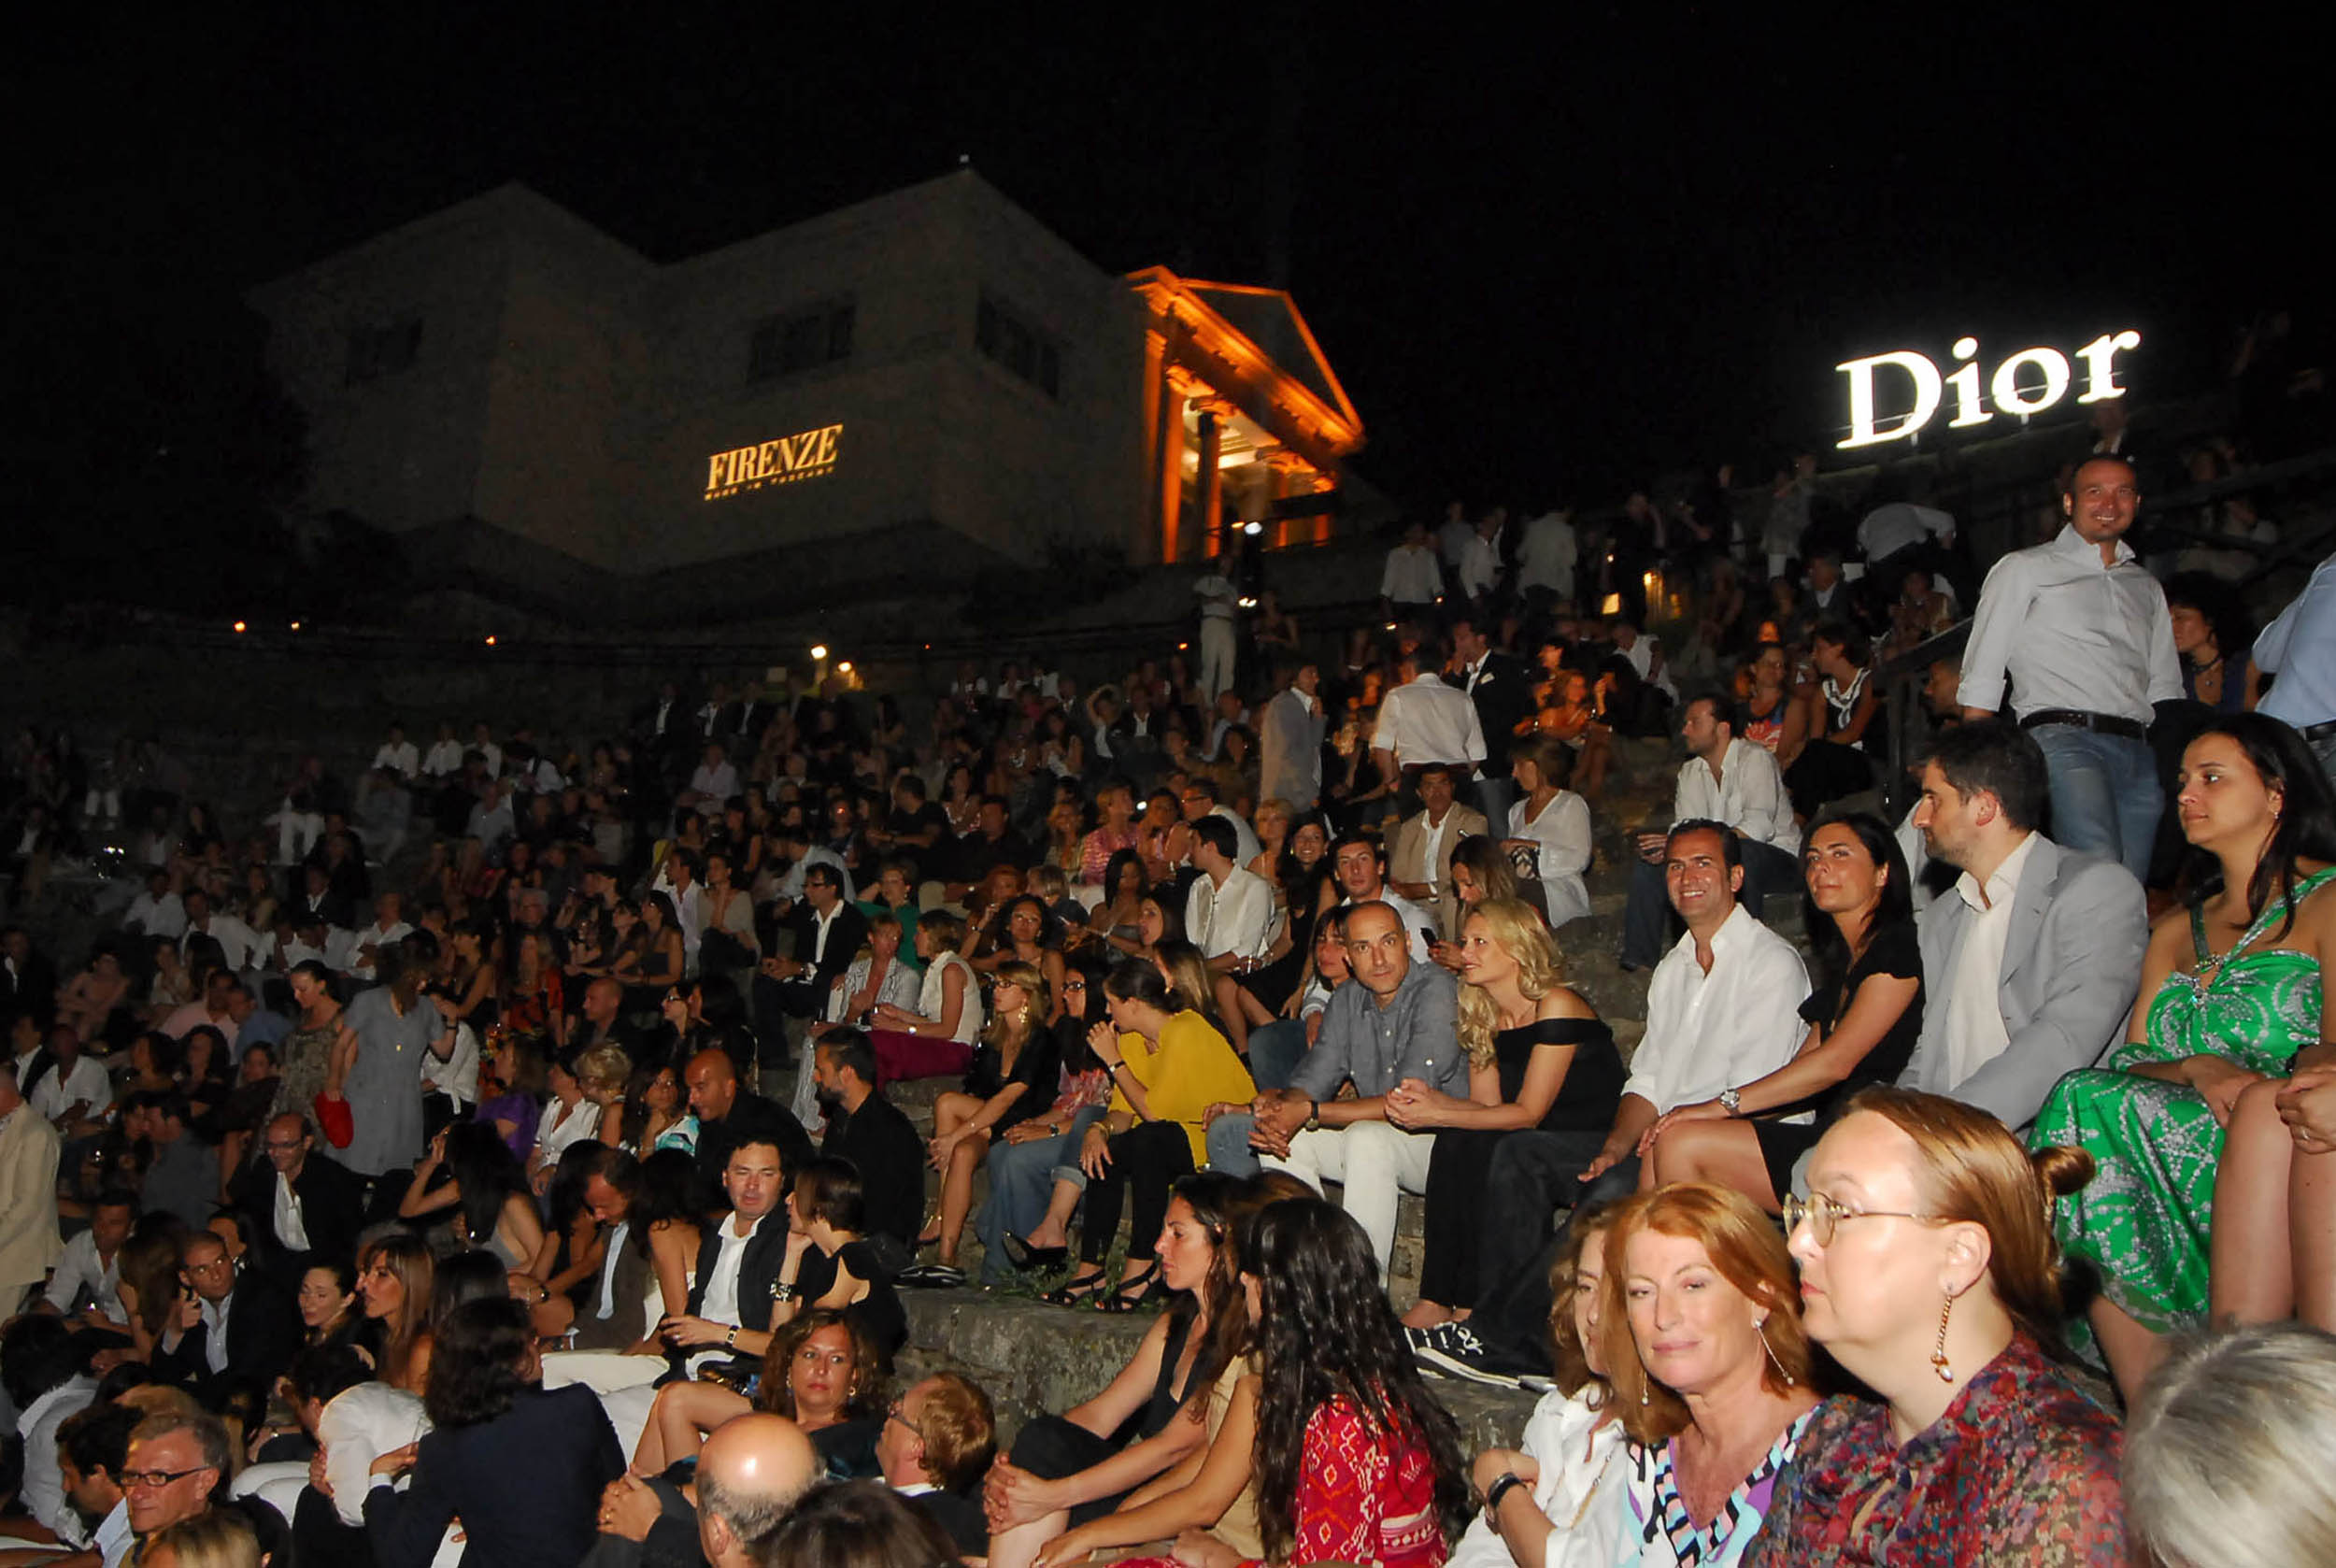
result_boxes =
[2030,715,2336,1402]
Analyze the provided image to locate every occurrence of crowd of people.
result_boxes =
[0,442,2332,1567]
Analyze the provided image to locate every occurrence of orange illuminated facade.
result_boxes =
[1129,268,1365,563]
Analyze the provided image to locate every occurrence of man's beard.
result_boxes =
[813,1083,842,1112]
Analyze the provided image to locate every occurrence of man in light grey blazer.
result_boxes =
[1897,721,2147,1130]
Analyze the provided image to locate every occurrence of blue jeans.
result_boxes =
[2030,724,2160,883]
[1206,1112,1260,1177]
[1245,1019,1311,1092]
[975,1105,1104,1284]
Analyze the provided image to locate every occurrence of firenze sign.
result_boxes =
[1835,330,2140,450]
[705,422,843,499]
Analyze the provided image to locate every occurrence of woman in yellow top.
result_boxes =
[1047,961,1255,1313]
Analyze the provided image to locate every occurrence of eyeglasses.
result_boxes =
[120,1466,211,1490]
[1782,1191,1938,1247]
[886,1400,920,1437]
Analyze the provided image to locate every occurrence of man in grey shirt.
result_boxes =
[1214,902,1465,1278]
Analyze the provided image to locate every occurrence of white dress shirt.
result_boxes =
[1372,673,1488,769]
[1186,865,1276,963]
[1623,906,1811,1112]
[2255,551,2336,727]
[1936,832,2040,1090]
[348,919,415,979]
[30,1056,112,1122]
[92,1498,133,1568]
[371,740,420,778]
[1959,524,2183,723]
[183,915,259,973]
[1446,1387,1622,1568]
[1516,511,1578,596]
[535,1098,605,1166]
[699,1211,767,1328]
[1458,531,1503,599]
[17,1375,97,1534]
[274,1172,312,1251]
[1379,543,1445,604]
[420,739,465,778]
[43,1230,126,1321]
[199,1293,234,1375]
[1673,739,1801,853]
[1857,502,1956,560]
[1508,792,1594,926]
[320,1381,430,1526]
[125,890,186,939]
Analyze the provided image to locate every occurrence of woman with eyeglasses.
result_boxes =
[980,956,1115,1284]
[1745,1088,2121,1566]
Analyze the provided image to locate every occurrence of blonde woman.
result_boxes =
[907,962,1061,1288]
[1387,899,1626,1332]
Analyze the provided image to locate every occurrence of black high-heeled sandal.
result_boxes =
[1002,1232,1070,1273]
[1097,1260,1162,1314]
[1042,1269,1112,1307]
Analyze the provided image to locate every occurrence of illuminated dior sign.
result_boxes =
[1835,331,2140,450]
[705,422,843,499]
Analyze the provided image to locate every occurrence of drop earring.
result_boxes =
[1758,1319,1795,1388]
[1932,1293,1956,1383]
[1640,1378,1651,1406]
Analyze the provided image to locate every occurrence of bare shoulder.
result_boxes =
[1539,985,1600,1021]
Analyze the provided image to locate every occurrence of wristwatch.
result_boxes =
[1303,1098,1321,1133]
[1718,1087,1742,1117]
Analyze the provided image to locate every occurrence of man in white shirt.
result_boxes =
[1457,509,1505,609]
[1959,453,2182,881]
[1371,645,1486,816]
[2254,549,2336,786]
[1175,778,1261,867]
[54,1402,139,1567]
[1426,821,1809,1381]
[1379,521,1446,624]
[370,723,420,781]
[124,871,185,941]
[1388,763,1486,940]
[1192,567,1239,703]
[1515,507,1578,608]
[420,724,465,781]
[28,1025,110,1129]
[348,891,414,981]
[41,1190,133,1328]
[1257,661,1327,814]
[1330,833,1437,964]
[652,850,706,971]
[178,890,258,976]
[1857,498,1957,596]
[1185,817,1275,974]
[4,1318,96,1538]
[660,1137,792,1372]
[677,743,740,816]
[1896,721,2145,1131]
[1618,695,1802,970]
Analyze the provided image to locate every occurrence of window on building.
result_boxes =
[345,318,422,384]
[976,292,1061,401]
[749,299,855,382]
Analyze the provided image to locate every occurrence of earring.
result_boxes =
[1757,1319,1795,1388]
[1640,1380,1650,1406]
[1932,1293,1955,1383]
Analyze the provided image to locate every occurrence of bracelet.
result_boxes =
[1484,1473,1527,1515]
[771,1283,798,1302]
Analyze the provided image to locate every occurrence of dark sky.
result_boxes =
[10,9,2326,511]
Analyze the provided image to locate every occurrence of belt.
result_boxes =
[2301,719,2336,743]
[2018,708,2147,742]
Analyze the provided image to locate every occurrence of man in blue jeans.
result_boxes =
[1957,453,2182,882]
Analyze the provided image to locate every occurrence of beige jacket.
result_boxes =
[0,1107,64,1296]
[1389,804,1488,939]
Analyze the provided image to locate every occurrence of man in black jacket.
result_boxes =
[659,1135,794,1376]
[1448,617,1538,830]
[231,1113,368,1271]
[810,1027,923,1256]
[151,1231,301,1400]
[685,1050,812,1216]
[753,865,867,1067]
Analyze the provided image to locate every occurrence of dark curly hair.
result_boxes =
[422,1296,535,1429]
[1242,1199,1470,1558]
[2181,714,2336,940]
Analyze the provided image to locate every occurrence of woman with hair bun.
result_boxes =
[1748,1087,2123,1566]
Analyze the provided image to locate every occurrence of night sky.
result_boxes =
[11,9,2324,515]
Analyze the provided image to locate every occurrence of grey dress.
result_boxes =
[335,987,440,1176]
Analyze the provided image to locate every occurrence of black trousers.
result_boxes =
[1078,1119,1194,1264]
[1469,1129,1643,1375]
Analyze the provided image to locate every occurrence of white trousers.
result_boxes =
[1261,1120,1435,1279]
[1198,617,1236,703]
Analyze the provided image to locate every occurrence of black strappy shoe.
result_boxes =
[1002,1232,1070,1273]
[1097,1260,1162,1314]
[1042,1268,1112,1307]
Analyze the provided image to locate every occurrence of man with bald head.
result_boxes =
[1217,901,1465,1279]
[231,1111,365,1267]
[684,1048,810,1217]
[590,1412,818,1567]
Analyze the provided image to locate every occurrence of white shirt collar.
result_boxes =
[2049,522,2136,570]
[1954,831,2041,916]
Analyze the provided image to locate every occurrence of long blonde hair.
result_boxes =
[1455,897,1561,1067]
[983,960,1047,1048]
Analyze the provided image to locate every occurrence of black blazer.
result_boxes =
[152,1268,303,1397]
[1449,652,1537,774]
[776,902,869,996]
[690,1092,814,1216]
[365,1383,623,1568]
[232,1151,369,1270]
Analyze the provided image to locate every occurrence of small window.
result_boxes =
[976,292,1062,402]
[345,318,423,384]
[748,298,855,383]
